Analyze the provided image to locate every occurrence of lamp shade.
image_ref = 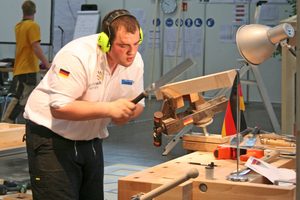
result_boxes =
[236,23,294,65]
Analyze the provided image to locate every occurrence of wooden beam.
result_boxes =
[162,88,184,109]
[155,69,237,100]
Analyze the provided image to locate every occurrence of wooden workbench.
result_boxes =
[0,123,26,159]
[118,151,295,200]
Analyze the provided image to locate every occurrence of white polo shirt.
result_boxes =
[24,34,145,140]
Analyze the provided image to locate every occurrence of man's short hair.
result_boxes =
[22,0,36,16]
[101,9,140,45]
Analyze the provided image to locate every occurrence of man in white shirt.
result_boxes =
[24,9,144,200]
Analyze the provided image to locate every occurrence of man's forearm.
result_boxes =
[50,101,112,121]
[31,42,51,69]
[50,99,139,122]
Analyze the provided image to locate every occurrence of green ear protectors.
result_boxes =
[97,32,110,52]
[97,27,143,52]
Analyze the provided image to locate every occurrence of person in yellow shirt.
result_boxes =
[2,0,51,123]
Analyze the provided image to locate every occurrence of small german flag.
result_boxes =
[183,117,193,126]
[154,117,160,123]
[58,68,70,78]
[221,74,247,138]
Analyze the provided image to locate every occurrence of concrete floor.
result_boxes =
[0,97,281,196]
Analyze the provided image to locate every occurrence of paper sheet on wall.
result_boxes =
[165,41,182,56]
[130,9,147,58]
[260,4,279,20]
[245,156,296,186]
[183,28,201,57]
[220,23,238,43]
[148,29,160,49]
[184,28,201,42]
[53,1,83,55]
[184,42,201,57]
[165,27,182,42]
[164,27,182,56]
[129,9,146,23]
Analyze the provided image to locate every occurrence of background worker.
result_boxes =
[24,9,144,200]
[2,0,51,123]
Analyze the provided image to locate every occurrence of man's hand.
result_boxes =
[109,99,136,126]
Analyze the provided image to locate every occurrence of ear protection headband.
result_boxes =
[97,10,143,52]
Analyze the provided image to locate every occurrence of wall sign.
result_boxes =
[175,19,183,27]
[166,18,173,27]
[182,2,188,11]
[185,18,193,27]
[153,18,161,26]
[206,18,215,27]
[194,18,203,27]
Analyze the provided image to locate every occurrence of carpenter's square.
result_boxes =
[230,129,251,146]
[229,150,281,176]
[244,126,260,147]
[132,57,196,104]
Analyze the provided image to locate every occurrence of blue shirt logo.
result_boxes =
[122,79,134,85]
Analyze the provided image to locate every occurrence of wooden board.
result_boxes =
[183,141,224,152]
[183,134,231,152]
[182,128,296,153]
[118,151,295,200]
[155,69,236,100]
[183,134,231,144]
[0,123,25,151]
[3,193,32,200]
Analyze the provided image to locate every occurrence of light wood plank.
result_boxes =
[155,69,236,100]
[0,124,25,151]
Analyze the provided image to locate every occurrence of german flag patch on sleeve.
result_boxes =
[58,68,70,78]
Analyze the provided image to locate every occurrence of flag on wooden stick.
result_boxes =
[221,74,247,137]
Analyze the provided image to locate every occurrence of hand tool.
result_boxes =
[153,111,164,147]
[260,138,296,147]
[189,162,221,167]
[213,146,247,160]
[0,184,27,195]
[3,180,31,190]
[219,144,296,156]
[244,126,260,147]
[131,168,199,200]
[230,150,281,176]
[239,149,264,161]
[230,128,251,146]
[259,133,296,142]
[132,57,196,104]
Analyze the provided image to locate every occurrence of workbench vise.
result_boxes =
[153,89,228,146]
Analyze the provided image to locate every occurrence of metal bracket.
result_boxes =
[162,124,193,156]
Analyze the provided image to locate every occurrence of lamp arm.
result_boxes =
[254,1,267,24]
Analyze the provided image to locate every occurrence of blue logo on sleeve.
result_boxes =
[122,79,134,85]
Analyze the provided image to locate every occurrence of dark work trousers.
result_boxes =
[2,72,41,123]
[26,120,104,200]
